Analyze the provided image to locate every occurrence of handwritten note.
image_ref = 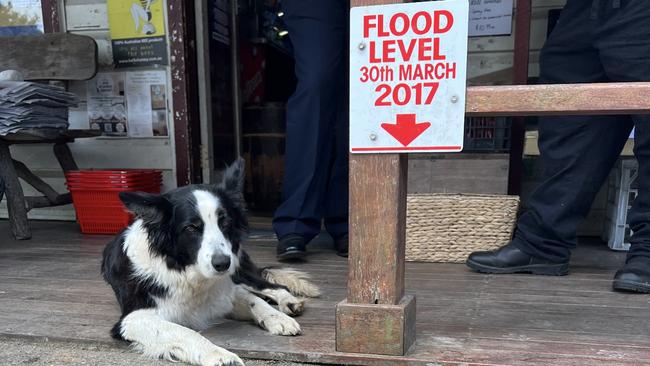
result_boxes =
[469,0,513,37]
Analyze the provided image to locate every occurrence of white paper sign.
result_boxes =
[87,72,128,136]
[469,0,513,37]
[349,0,469,153]
[125,70,168,138]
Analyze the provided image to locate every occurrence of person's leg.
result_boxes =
[617,116,650,293]
[323,102,350,256]
[596,0,650,292]
[273,0,348,253]
[323,38,350,253]
[467,0,632,274]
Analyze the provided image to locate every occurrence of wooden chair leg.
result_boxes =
[13,159,60,203]
[0,141,31,240]
[53,142,79,172]
[0,176,5,205]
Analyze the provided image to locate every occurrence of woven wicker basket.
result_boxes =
[406,193,520,263]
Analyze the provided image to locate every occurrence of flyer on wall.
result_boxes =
[87,72,128,136]
[106,0,168,67]
[125,70,168,138]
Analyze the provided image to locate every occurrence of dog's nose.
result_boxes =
[211,254,231,272]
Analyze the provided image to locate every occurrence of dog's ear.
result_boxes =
[220,157,245,197]
[119,191,171,224]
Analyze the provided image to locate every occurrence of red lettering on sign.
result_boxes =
[412,11,432,35]
[397,38,417,61]
[434,10,453,33]
[369,37,445,63]
[362,10,455,38]
[398,64,456,81]
[417,38,432,61]
[377,15,390,37]
[389,13,409,36]
[374,82,439,106]
[445,62,456,78]
[369,41,381,63]
[383,40,396,62]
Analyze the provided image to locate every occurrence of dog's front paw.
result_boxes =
[259,313,302,336]
[201,348,245,366]
[278,296,305,317]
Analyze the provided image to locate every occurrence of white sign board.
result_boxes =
[469,0,513,37]
[350,0,469,153]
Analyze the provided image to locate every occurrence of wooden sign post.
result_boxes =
[336,153,414,355]
[337,0,468,355]
[335,0,411,356]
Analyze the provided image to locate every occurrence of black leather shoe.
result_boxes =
[466,242,569,276]
[334,234,348,257]
[613,258,650,293]
[277,234,307,261]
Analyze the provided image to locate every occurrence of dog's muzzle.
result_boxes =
[211,254,231,273]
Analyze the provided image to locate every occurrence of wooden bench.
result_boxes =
[337,0,650,357]
[0,33,99,240]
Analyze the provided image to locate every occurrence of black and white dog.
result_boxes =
[101,159,319,366]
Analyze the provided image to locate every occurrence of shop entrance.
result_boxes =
[196,0,296,215]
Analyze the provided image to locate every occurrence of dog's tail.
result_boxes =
[262,267,321,298]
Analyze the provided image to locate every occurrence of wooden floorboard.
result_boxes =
[1,220,650,365]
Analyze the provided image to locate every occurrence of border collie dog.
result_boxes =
[101,159,319,366]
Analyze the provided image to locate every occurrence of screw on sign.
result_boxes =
[349,0,469,153]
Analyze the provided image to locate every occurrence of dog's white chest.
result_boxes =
[155,276,236,330]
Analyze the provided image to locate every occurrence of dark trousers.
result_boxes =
[513,0,650,263]
[272,0,349,241]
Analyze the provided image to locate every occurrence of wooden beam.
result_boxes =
[337,0,415,357]
[347,154,407,304]
[168,0,202,186]
[41,0,61,33]
[466,83,650,116]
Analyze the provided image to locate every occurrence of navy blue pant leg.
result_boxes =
[512,0,633,262]
[597,0,650,262]
[273,0,349,242]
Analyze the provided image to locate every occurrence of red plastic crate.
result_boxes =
[65,169,162,234]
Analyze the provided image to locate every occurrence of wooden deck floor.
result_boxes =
[1,220,650,365]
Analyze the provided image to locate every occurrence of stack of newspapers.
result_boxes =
[0,81,79,136]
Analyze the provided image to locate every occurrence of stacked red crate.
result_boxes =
[65,170,162,234]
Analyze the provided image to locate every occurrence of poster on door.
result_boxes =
[106,0,168,67]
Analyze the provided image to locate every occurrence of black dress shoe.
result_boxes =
[613,258,650,293]
[334,234,348,257]
[277,234,307,261]
[466,242,569,276]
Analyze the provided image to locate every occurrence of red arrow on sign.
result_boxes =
[381,113,431,147]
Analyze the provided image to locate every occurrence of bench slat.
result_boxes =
[0,33,97,81]
[466,82,650,116]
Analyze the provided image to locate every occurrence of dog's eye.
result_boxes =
[184,224,199,233]
[217,211,228,228]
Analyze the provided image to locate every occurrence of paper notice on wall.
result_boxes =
[125,70,168,138]
[469,0,513,37]
[87,72,128,136]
